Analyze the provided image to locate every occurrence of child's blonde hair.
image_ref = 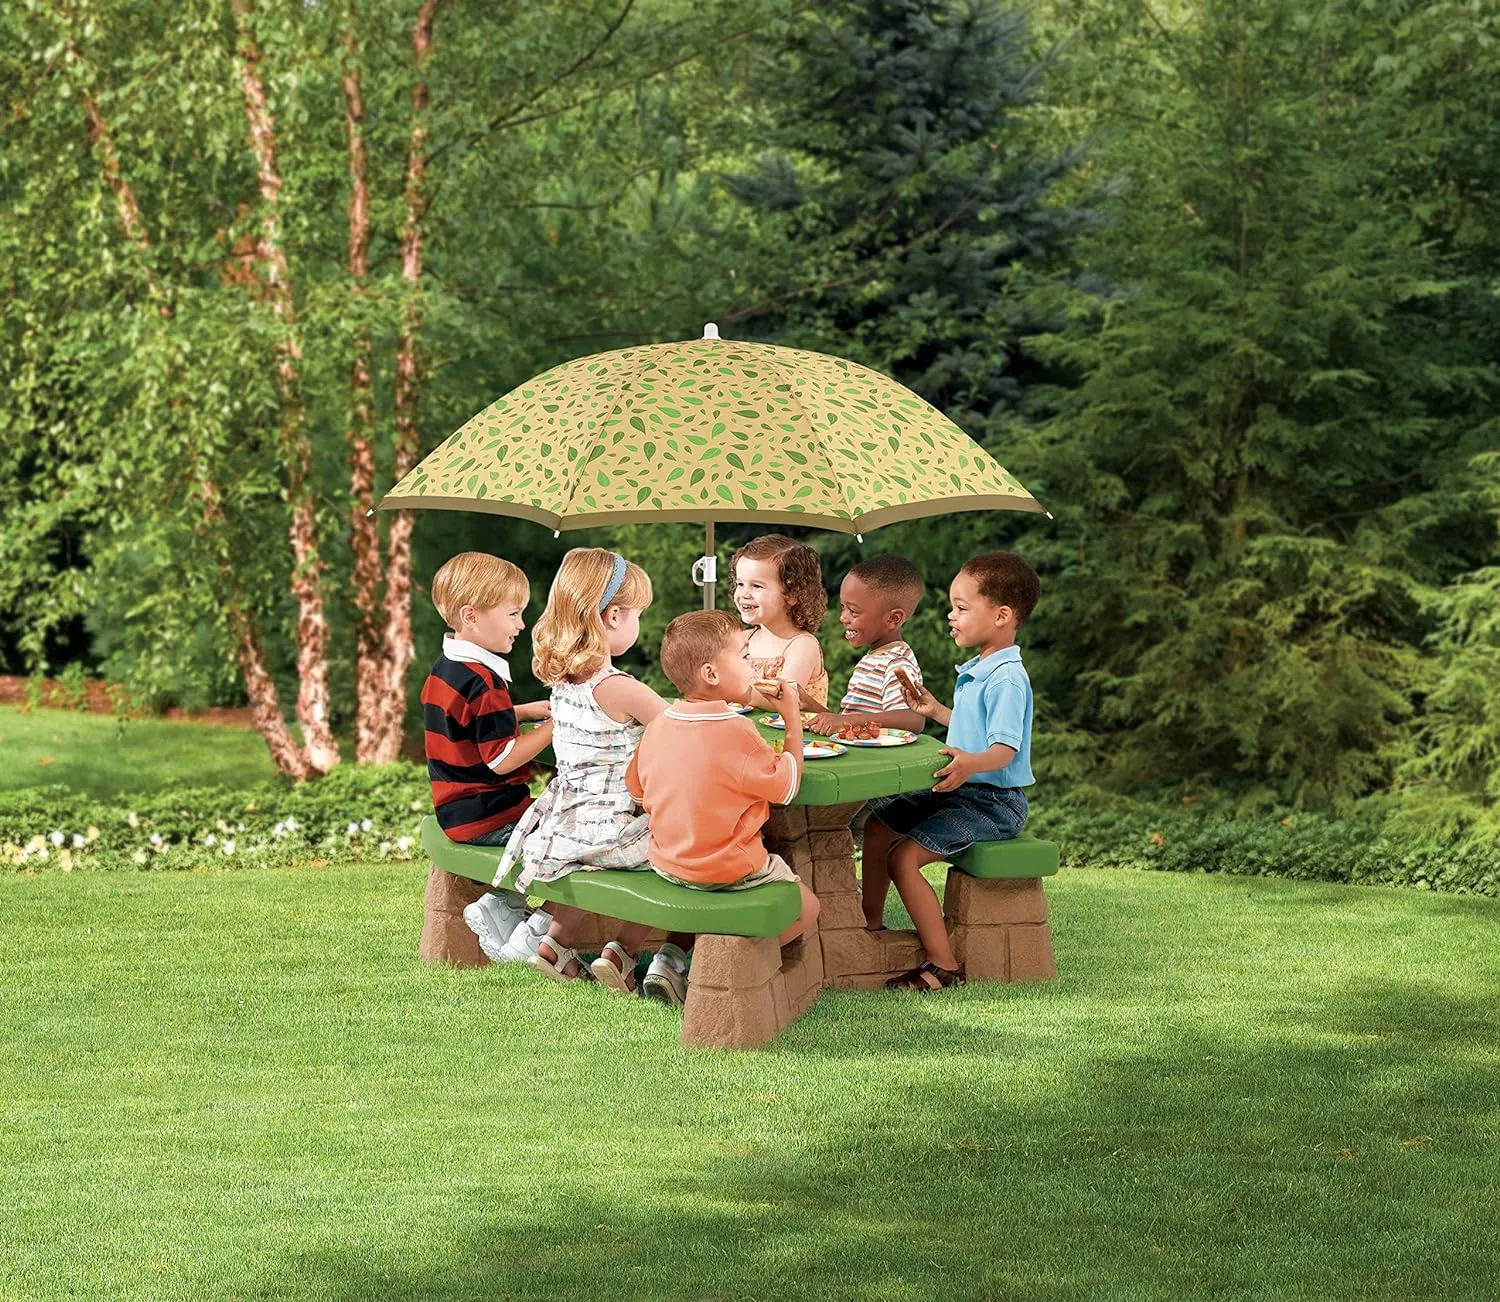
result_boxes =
[660,609,740,696]
[531,547,653,685]
[431,552,529,629]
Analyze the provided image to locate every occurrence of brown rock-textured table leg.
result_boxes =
[762,804,927,990]
[944,872,1057,983]
[419,865,491,968]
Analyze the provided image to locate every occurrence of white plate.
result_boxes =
[770,739,847,760]
[762,715,917,747]
[837,729,919,748]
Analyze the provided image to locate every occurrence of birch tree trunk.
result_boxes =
[232,0,341,775]
[78,51,311,780]
[341,16,386,764]
[371,0,443,764]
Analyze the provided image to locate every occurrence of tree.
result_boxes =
[0,0,779,774]
[1017,0,1497,801]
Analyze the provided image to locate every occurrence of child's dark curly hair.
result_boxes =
[961,551,1040,625]
[730,534,828,633]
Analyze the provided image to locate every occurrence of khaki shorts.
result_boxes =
[654,852,800,892]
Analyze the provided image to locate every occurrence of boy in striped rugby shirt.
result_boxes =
[421,553,554,847]
[808,554,928,739]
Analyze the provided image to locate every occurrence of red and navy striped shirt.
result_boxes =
[421,636,533,842]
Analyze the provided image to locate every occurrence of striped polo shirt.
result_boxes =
[840,640,924,714]
[421,635,532,841]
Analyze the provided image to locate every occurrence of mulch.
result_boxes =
[0,676,256,729]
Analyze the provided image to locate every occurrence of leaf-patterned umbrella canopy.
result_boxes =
[378,332,1045,533]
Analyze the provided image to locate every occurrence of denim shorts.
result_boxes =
[867,784,1028,858]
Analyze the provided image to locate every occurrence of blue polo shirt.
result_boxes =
[947,645,1034,789]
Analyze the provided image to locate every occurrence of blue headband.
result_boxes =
[598,553,628,612]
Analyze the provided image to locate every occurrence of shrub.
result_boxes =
[1031,790,1498,897]
[2,764,437,874]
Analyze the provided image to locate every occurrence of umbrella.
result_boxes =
[378,326,1047,606]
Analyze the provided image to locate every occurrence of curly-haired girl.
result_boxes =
[730,533,829,708]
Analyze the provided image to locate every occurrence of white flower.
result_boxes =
[379,840,392,854]
[204,833,217,847]
[72,834,85,849]
[284,815,299,831]
[126,811,139,829]
[222,839,236,856]
[85,825,100,843]
[26,835,46,853]
[132,850,148,865]
[36,848,49,862]
[360,818,372,832]
[396,835,414,851]
[149,833,163,847]
[49,831,65,847]
[346,822,359,836]
[216,819,230,833]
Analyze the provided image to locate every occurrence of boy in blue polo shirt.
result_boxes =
[862,551,1040,992]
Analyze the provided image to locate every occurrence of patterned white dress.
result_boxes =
[503,665,651,888]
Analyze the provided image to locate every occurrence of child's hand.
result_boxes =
[932,746,983,793]
[893,669,942,719]
[515,700,552,723]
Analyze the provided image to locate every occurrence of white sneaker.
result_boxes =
[642,943,689,1008]
[496,910,553,963]
[463,891,527,957]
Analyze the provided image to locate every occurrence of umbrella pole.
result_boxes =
[703,520,715,610]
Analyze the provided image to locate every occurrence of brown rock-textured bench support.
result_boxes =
[940,835,1061,982]
[679,931,824,1050]
[943,872,1057,982]
[418,866,492,968]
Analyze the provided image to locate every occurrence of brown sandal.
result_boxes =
[885,961,965,993]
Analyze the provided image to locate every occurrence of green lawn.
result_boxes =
[0,705,276,797]
[3,864,1495,1300]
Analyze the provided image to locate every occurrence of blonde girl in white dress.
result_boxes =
[492,548,693,998]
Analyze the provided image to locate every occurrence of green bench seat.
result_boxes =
[947,833,1059,879]
[419,816,800,938]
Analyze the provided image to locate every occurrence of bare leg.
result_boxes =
[861,817,895,929]
[888,839,958,971]
[777,881,820,946]
[537,905,592,979]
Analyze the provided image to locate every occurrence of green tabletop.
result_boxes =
[750,714,945,807]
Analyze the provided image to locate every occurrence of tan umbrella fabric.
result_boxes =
[379,333,1044,534]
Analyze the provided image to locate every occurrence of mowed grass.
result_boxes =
[3,865,1496,1301]
[0,705,276,797]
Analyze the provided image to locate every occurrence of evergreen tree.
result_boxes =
[1022,0,1497,801]
[701,0,1093,701]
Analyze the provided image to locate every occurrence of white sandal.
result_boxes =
[589,941,638,996]
[528,936,588,984]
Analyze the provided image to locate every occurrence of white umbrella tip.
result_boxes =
[702,322,720,340]
[1045,511,1054,521]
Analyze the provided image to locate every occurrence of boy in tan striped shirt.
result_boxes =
[809,554,928,738]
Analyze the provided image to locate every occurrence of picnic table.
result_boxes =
[748,714,1057,994]
[417,712,1058,1049]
